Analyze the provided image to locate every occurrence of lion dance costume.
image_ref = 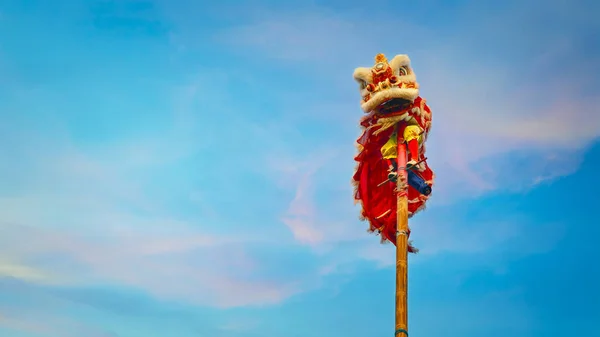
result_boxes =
[352,53,434,253]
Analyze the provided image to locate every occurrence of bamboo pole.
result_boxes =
[395,131,409,337]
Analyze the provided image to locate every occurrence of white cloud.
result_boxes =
[0,260,50,282]
[189,3,598,265]
[281,172,324,245]
[356,216,567,269]
[0,307,117,337]
[0,82,308,308]
[211,3,599,199]
[213,10,386,64]
[2,1,595,310]
[270,149,369,248]
[219,317,261,333]
[0,167,301,308]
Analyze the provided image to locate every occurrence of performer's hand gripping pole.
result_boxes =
[395,131,409,337]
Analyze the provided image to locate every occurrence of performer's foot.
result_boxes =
[387,166,398,183]
[406,159,425,172]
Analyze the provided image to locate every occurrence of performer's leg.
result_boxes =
[403,125,422,169]
[407,139,419,162]
[386,158,398,182]
[381,129,399,182]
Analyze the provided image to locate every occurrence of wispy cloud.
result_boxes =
[0,196,301,308]
[213,9,379,64]
[1,6,597,336]
[197,2,599,259]
[0,78,311,307]
[0,305,117,337]
[281,171,324,245]
[0,260,50,283]
[157,2,599,270]
[212,2,600,198]
[219,317,261,333]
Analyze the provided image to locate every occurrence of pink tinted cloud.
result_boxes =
[356,216,566,268]
[271,149,369,248]
[281,172,324,245]
[214,5,599,197]
[0,309,116,337]
[202,6,597,262]
[0,220,299,308]
[0,115,304,308]
[0,144,302,308]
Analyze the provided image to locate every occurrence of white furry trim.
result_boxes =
[389,55,411,69]
[361,87,419,112]
[389,55,417,83]
[353,67,372,82]
[354,67,373,100]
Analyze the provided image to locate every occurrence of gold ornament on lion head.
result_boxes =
[353,53,420,113]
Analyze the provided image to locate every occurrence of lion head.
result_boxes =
[353,54,419,113]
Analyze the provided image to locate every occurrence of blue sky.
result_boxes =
[0,0,599,336]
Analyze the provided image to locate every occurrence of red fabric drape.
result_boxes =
[352,97,434,252]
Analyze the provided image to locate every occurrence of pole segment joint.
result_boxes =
[395,328,409,336]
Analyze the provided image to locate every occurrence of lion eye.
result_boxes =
[359,80,367,89]
[398,67,408,76]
